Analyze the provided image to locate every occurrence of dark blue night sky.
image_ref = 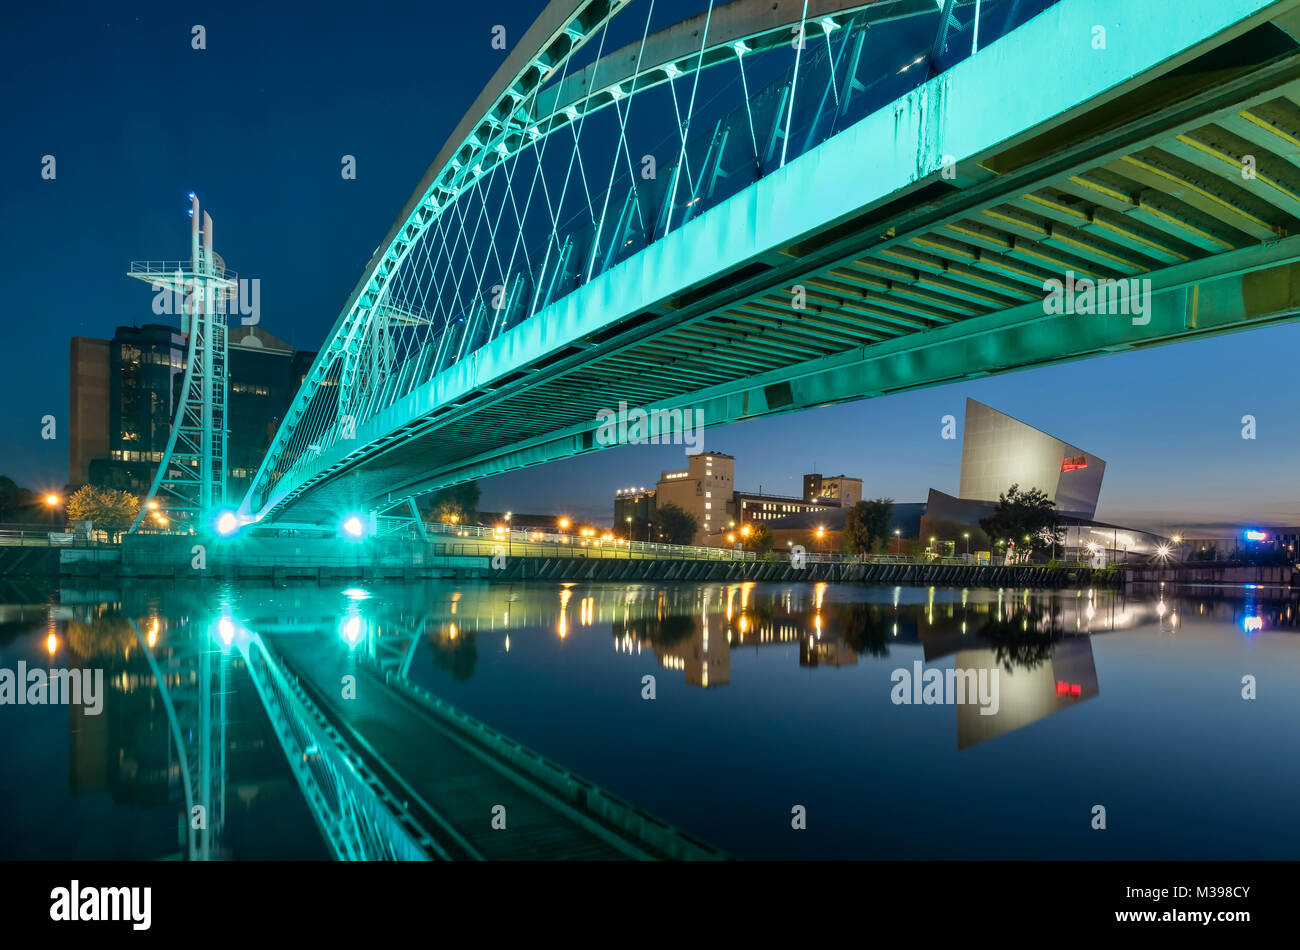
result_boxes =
[2,0,1297,534]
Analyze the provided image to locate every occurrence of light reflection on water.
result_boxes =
[0,579,1297,859]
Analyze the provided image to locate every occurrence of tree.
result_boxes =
[431,630,478,682]
[654,502,699,545]
[838,602,892,658]
[977,603,1064,672]
[65,485,140,541]
[844,498,894,556]
[979,484,1061,562]
[427,480,481,524]
[743,522,774,554]
[66,614,135,660]
[0,476,40,523]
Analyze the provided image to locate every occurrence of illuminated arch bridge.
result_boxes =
[241,0,1300,528]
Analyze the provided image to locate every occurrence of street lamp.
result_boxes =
[505,511,512,556]
[963,531,970,556]
[816,525,825,554]
[626,515,633,541]
[44,494,60,529]
[893,528,901,556]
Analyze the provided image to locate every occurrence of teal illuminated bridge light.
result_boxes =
[342,515,366,538]
[341,614,363,645]
[215,511,239,536]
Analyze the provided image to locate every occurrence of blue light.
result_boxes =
[1244,530,1267,541]
[342,515,365,538]
[215,511,239,536]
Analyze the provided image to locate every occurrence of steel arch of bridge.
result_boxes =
[243,0,1001,522]
[245,0,1300,527]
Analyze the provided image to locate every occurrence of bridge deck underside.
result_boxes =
[272,8,1300,523]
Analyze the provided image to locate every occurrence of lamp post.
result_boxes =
[626,515,633,542]
[45,494,60,530]
[505,511,512,556]
[963,532,970,556]
[893,528,901,556]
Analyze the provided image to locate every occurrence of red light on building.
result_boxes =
[1056,681,1083,697]
[1061,455,1087,472]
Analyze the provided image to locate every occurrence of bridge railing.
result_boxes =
[0,526,108,548]
[409,523,1122,567]
[127,259,238,283]
[423,522,760,562]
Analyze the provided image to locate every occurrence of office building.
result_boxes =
[613,487,656,541]
[655,452,734,543]
[733,490,837,526]
[226,326,301,499]
[638,453,865,544]
[69,337,111,486]
[69,323,313,499]
[803,473,863,507]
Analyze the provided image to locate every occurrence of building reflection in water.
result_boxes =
[43,594,306,859]
[51,580,1299,789]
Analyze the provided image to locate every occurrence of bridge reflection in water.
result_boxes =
[16,579,1300,859]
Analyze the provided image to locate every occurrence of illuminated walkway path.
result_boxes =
[266,631,724,860]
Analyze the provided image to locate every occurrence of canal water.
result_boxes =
[1,578,1296,860]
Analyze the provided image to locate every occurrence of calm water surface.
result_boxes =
[1,578,1296,859]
